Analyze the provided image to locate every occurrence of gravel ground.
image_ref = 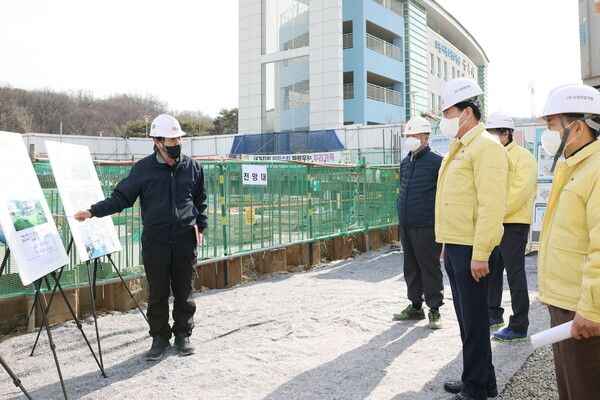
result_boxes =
[495,250,559,400]
[0,246,558,399]
[498,345,558,400]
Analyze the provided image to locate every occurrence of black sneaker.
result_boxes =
[146,335,170,361]
[174,332,195,356]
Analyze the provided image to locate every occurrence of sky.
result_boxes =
[0,0,582,119]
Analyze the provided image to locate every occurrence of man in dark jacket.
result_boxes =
[75,114,208,361]
[393,116,444,329]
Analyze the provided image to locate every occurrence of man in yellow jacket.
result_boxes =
[436,78,512,400]
[486,112,538,342]
[537,84,600,400]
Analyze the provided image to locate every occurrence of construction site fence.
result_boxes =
[0,158,401,299]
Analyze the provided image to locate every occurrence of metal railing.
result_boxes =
[366,33,402,61]
[367,83,403,106]
[343,33,353,49]
[372,0,403,16]
[343,83,354,99]
[0,160,400,299]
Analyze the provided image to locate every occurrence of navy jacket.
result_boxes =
[396,145,442,227]
[90,153,208,243]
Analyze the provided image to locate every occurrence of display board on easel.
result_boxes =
[45,141,121,261]
[531,127,555,243]
[0,132,69,285]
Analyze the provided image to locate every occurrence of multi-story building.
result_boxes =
[579,0,600,88]
[238,0,488,135]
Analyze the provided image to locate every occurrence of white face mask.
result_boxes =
[541,121,577,156]
[440,109,466,138]
[540,129,563,156]
[404,136,422,152]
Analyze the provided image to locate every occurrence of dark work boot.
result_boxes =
[444,380,498,397]
[174,332,195,356]
[146,335,170,361]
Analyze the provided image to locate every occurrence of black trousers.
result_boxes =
[487,223,530,334]
[444,244,497,399]
[399,226,443,309]
[141,229,198,340]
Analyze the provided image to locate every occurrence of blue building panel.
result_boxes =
[342,0,406,125]
[363,1,404,35]
[343,98,363,124]
[278,8,309,51]
[365,98,402,124]
[279,57,309,87]
[364,49,404,82]
[280,105,310,131]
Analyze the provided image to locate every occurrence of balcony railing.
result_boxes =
[343,83,354,99]
[366,33,402,61]
[372,0,403,16]
[367,83,402,106]
[343,33,353,49]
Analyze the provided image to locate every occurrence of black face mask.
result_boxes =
[164,144,181,160]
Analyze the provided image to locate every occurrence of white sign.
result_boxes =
[531,205,546,243]
[242,165,268,186]
[46,141,122,261]
[535,181,552,204]
[536,142,556,179]
[0,132,69,285]
[532,129,554,243]
[243,151,343,163]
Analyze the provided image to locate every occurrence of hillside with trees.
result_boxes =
[0,85,237,137]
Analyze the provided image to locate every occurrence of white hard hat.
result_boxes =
[536,84,600,131]
[149,114,186,138]
[440,78,483,112]
[403,116,432,135]
[486,112,515,130]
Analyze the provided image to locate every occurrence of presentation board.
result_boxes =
[531,128,555,243]
[45,141,121,262]
[0,132,69,285]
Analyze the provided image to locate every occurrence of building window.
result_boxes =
[263,0,309,55]
[437,57,441,78]
[431,93,435,113]
[452,67,456,79]
[437,95,441,114]
[430,53,435,74]
[343,71,354,99]
[263,55,310,133]
[443,61,448,81]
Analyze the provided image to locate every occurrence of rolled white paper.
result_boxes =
[530,321,573,349]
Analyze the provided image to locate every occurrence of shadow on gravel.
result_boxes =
[5,348,172,400]
[391,352,463,400]
[263,322,432,400]
[312,250,403,283]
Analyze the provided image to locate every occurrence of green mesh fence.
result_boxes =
[0,159,400,299]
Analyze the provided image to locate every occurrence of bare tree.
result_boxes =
[0,86,220,137]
